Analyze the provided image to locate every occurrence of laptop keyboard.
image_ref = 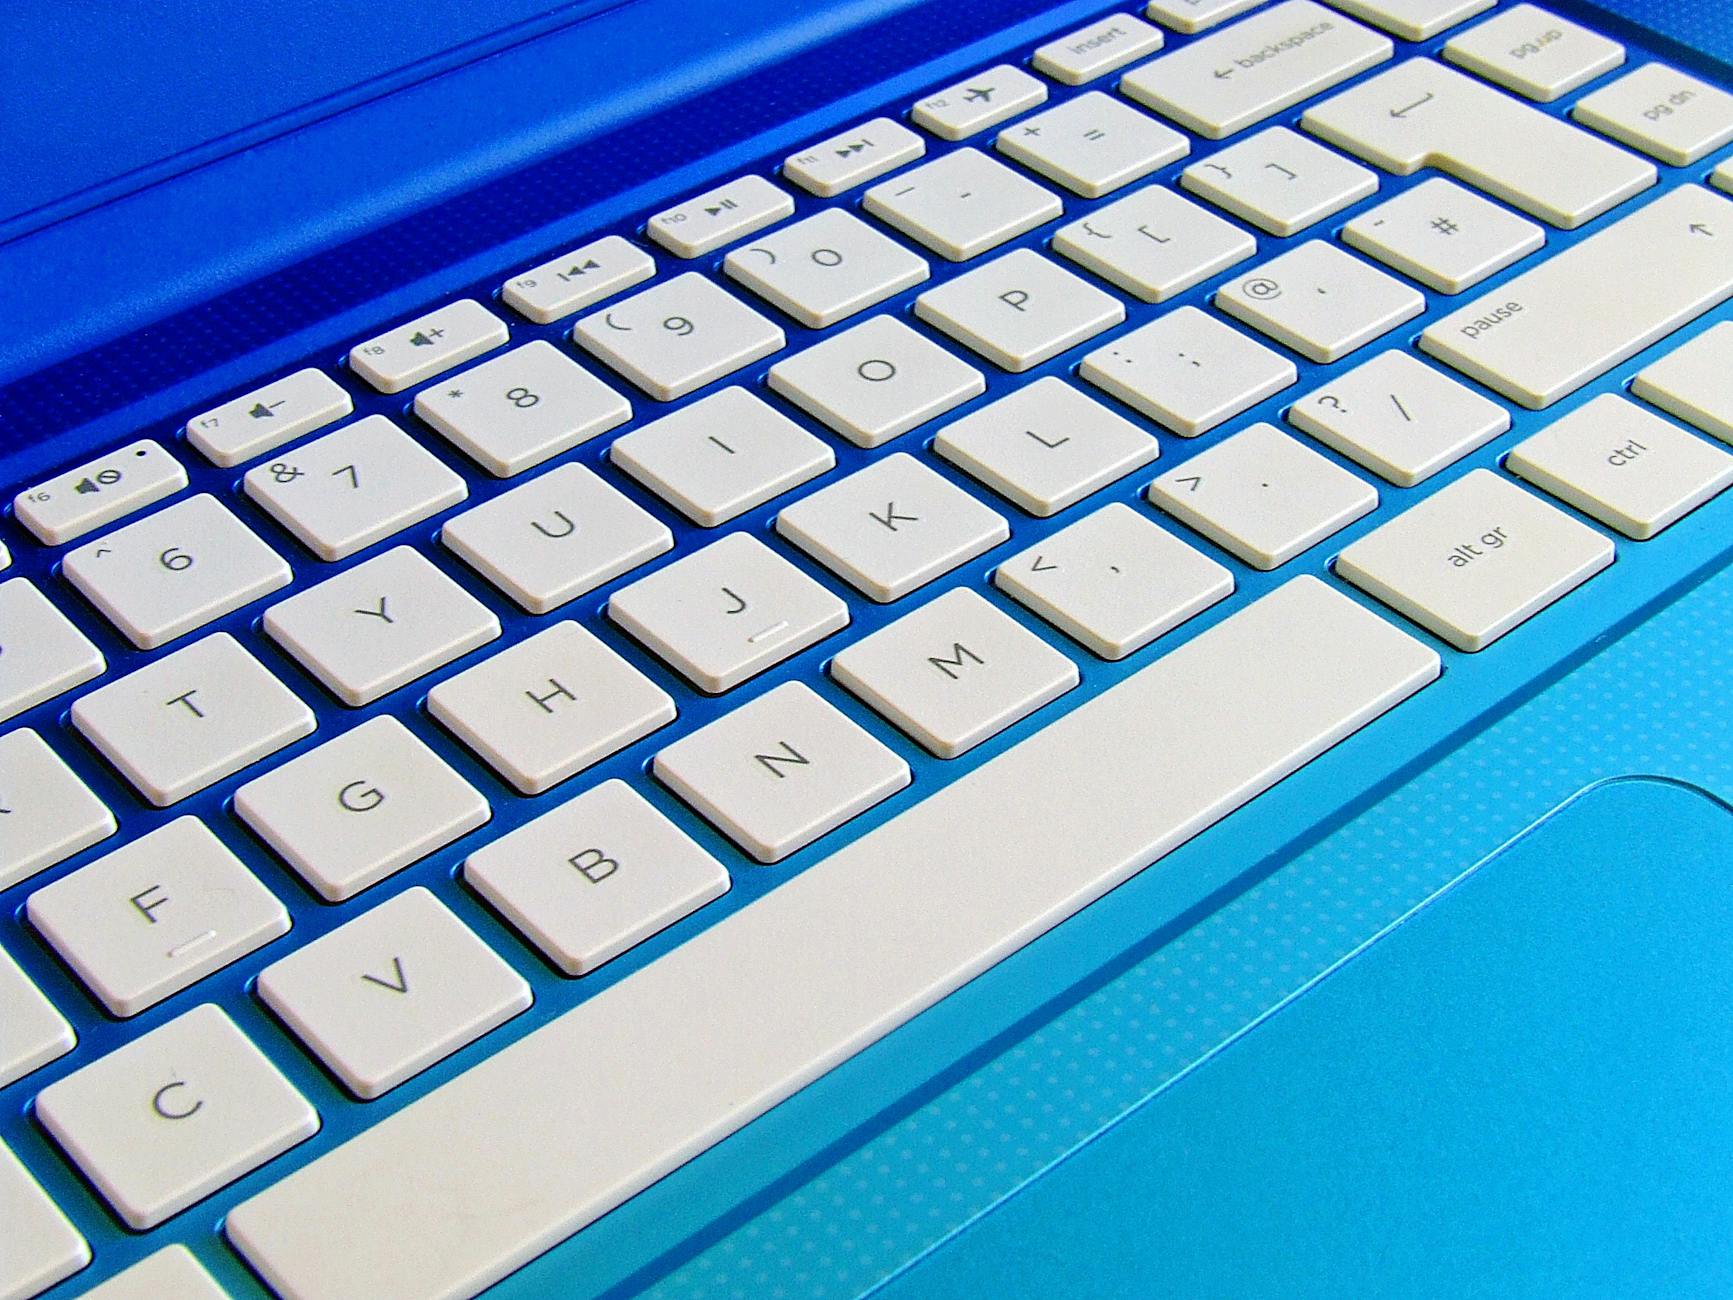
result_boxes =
[7,0,1733,1294]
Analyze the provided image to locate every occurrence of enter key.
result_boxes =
[1418,185,1733,410]
[1335,468,1614,651]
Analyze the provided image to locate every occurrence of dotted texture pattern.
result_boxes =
[646,560,1733,1299]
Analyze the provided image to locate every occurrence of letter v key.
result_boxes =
[361,956,409,994]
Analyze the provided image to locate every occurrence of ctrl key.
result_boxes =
[34,1003,318,1231]
[1336,468,1614,652]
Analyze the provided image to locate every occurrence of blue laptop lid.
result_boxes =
[0,0,1723,398]
[0,0,633,243]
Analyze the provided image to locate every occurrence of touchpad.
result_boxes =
[880,777,1733,1298]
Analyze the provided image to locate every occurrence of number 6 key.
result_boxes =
[62,495,292,649]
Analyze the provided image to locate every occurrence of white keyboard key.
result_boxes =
[996,92,1189,198]
[71,633,314,806]
[1506,393,1733,540]
[244,415,467,561]
[1032,13,1164,85]
[1216,240,1425,363]
[1342,176,1545,294]
[785,118,925,197]
[1122,1,1393,140]
[767,315,985,447]
[63,494,291,649]
[264,547,500,707]
[1052,185,1255,301]
[831,587,1077,758]
[1148,422,1378,568]
[258,887,530,1100]
[0,540,7,570]
[1301,59,1655,229]
[1322,0,1491,40]
[1338,468,1614,650]
[0,729,115,893]
[465,779,730,976]
[912,64,1048,140]
[609,532,849,693]
[427,622,676,795]
[348,299,508,394]
[1180,126,1377,235]
[0,1140,88,1299]
[234,716,490,902]
[78,1245,228,1300]
[1079,305,1296,435]
[227,578,1440,1300]
[13,439,187,546]
[933,376,1158,515]
[1420,185,1733,409]
[1442,5,1624,102]
[27,818,289,1017]
[1573,63,1733,167]
[186,368,354,468]
[654,682,910,862]
[414,340,631,477]
[1145,0,1262,34]
[573,273,785,401]
[501,235,655,325]
[723,208,930,328]
[441,463,672,613]
[36,1004,316,1229]
[777,453,1009,602]
[0,579,103,724]
[1288,349,1510,485]
[1632,322,1733,444]
[647,174,794,257]
[863,148,1063,261]
[0,941,75,1089]
[610,387,834,527]
[1715,158,1733,197]
[913,248,1124,372]
[995,502,1233,658]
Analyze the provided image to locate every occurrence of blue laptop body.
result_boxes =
[4,1,1733,1295]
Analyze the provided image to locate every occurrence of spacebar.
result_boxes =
[226,577,1440,1300]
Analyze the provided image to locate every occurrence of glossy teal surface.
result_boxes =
[620,526,1733,1300]
[877,778,1733,1298]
